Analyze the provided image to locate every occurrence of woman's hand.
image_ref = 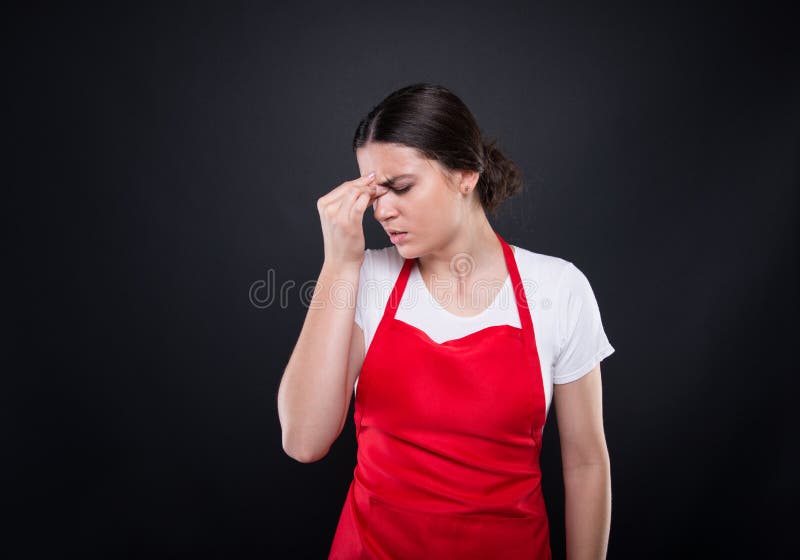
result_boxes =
[317,171,388,270]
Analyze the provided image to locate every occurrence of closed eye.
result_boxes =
[393,184,413,193]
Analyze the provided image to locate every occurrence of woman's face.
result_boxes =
[355,142,477,259]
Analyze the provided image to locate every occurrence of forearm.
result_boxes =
[278,262,359,462]
[563,460,611,560]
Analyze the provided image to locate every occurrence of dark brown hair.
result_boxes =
[352,83,523,217]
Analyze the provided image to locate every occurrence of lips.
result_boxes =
[387,230,408,244]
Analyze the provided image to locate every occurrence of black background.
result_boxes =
[8,1,797,558]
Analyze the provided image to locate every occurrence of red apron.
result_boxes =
[329,231,551,559]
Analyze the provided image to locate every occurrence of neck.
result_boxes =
[416,210,505,283]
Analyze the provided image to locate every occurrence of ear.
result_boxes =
[460,169,480,190]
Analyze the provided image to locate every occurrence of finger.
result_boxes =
[320,171,376,204]
[338,179,388,221]
[334,171,375,195]
[331,182,387,214]
[353,171,376,186]
[348,189,374,223]
[334,184,363,217]
[322,175,380,212]
[369,185,389,210]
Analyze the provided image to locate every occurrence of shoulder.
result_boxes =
[362,245,405,281]
[512,244,598,288]
[510,244,573,284]
[510,245,605,317]
[365,245,405,272]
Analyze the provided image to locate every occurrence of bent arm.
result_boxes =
[277,262,365,463]
[553,363,611,560]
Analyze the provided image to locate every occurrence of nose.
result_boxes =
[372,191,397,222]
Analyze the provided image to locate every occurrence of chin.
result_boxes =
[397,245,425,261]
[393,244,413,259]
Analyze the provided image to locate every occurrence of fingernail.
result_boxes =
[368,171,375,178]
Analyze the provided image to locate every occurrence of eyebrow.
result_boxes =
[377,174,416,187]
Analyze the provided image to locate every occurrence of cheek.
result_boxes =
[421,200,455,230]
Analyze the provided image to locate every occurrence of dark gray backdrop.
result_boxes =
[8,1,797,558]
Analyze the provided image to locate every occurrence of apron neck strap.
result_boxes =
[386,231,532,332]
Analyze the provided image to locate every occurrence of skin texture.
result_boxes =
[357,142,612,559]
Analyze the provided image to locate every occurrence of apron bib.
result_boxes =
[330,231,551,559]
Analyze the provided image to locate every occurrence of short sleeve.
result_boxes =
[552,262,615,384]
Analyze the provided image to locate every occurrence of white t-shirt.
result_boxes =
[353,244,615,416]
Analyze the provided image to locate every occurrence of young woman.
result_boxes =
[277,83,615,559]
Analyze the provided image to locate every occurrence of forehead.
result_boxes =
[356,142,421,170]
